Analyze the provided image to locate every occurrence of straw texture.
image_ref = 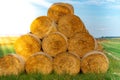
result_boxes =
[58,14,87,38]
[25,52,53,74]
[47,3,73,23]
[81,51,109,73]
[68,32,96,58]
[53,52,80,75]
[42,32,68,57]
[30,16,57,39]
[14,34,41,60]
[0,54,25,76]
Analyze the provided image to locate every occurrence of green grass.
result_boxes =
[0,72,120,80]
[0,44,15,57]
[101,39,120,58]
[0,38,120,80]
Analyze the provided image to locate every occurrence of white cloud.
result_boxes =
[29,0,52,8]
[111,5,120,9]
[106,0,116,2]
[72,0,120,5]
[71,0,120,10]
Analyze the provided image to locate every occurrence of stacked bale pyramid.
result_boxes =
[0,2,109,76]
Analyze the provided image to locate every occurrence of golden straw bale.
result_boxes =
[30,16,57,39]
[0,54,25,76]
[47,3,73,23]
[81,51,109,74]
[53,52,80,75]
[14,34,41,60]
[58,14,88,38]
[68,32,96,58]
[53,2,74,14]
[25,52,53,74]
[42,32,67,57]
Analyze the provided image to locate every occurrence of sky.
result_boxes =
[0,0,120,38]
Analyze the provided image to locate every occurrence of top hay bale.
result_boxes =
[14,33,41,60]
[81,51,109,74]
[0,54,25,76]
[52,2,74,14]
[30,16,57,39]
[47,2,74,23]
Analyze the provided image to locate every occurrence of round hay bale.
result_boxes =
[14,34,41,60]
[0,54,25,76]
[53,2,74,14]
[68,32,96,58]
[25,52,53,74]
[58,14,88,38]
[81,51,109,74]
[42,32,68,57]
[53,52,80,75]
[47,3,73,23]
[30,16,57,39]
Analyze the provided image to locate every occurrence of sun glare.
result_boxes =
[0,0,36,36]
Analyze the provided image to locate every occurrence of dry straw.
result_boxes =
[53,52,80,75]
[30,16,57,39]
[25,52,53,74]
[68,32,96,58]
[58,14,88,38]
[14,34,41,60]
[42,32,68,57]
[47,3,74,23]
[0,54,25,76]
[96,41,103,51]
[53,2,74,14]
[81,51,109,74]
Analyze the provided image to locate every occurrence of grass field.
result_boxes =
[0,37,120,80]
[0,36,17,57]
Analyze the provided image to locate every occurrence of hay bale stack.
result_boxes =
[11,2,109,75]
[0,54,25,76]
[42,32,67,57]
[68,32,96,58]
[81,51,109,74]
[57,14,88,38]
[53,52,80,75]
[30,16,57,39]
[47,3,74,23]
[14,34,41,60]
[25,52,53,74]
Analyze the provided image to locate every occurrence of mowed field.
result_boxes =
[0,37,120,80]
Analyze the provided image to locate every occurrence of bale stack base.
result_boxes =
[25,52,53,75]
[0,54,25,76]
[81,51,109,74]
[53,52,80,75]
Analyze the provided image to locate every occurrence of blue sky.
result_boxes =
[0,0,120,38]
